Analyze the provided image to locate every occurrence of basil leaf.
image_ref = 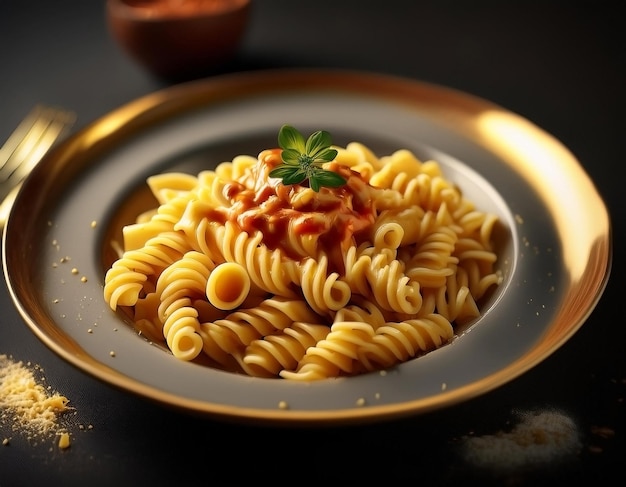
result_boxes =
[314,147,338,163]
[282,168,308,185]
[281,148,302,165]
[313,170,347,188]
[269,165,299,179]
[306,130,332,157]
[272,125,346,191]
[278,125,306,153]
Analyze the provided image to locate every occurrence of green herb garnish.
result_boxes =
[268,125,347,192]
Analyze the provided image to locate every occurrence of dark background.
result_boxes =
[0,2,624,486]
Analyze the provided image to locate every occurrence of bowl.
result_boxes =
[106,0,251,79]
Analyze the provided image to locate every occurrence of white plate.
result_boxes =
[2,69,611,425]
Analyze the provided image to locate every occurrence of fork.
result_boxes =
[0,105,76,226]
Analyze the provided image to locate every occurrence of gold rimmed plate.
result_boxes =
[2,69,611,425]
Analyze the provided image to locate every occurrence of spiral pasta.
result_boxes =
[239,322,331,378]
[104,141,502,380]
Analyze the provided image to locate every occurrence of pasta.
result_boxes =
[103,139,502,380]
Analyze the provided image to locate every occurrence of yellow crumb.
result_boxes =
[58,432,71,449]
[0,354,70,439]
[461,409,581,471]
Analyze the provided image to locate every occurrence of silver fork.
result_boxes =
[0,105,76,226]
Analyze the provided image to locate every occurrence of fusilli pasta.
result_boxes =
[103,140,502,380]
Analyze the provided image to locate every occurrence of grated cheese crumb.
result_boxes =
[58,432,71,449]
[460,409,582,472]
[0,354,70,441]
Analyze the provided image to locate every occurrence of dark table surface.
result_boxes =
[0,2,624,486]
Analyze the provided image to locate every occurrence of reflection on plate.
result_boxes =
[2,69,611,425]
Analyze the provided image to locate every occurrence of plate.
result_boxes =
[2,69,611,425]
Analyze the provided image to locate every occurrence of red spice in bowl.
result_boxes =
[106,0,251,79]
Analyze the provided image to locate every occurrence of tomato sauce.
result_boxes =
[208,149,376,273]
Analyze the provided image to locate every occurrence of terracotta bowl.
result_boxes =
[106,0,251,79]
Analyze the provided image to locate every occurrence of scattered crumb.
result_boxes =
[278,401,289,410]
[109,351,116,357]
[588,444,604,454]
[441,382,447,391]
[355,397,366,407]
[590,425,615,439]
[90,220,97,228]
[460,408,581,472]
[588,424,617,454]
[80,276,88,283]
[0,354,70,442]
[58,432,71,449]
[2,438,9,446]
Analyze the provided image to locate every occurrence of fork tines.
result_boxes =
[0,105,76,200]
